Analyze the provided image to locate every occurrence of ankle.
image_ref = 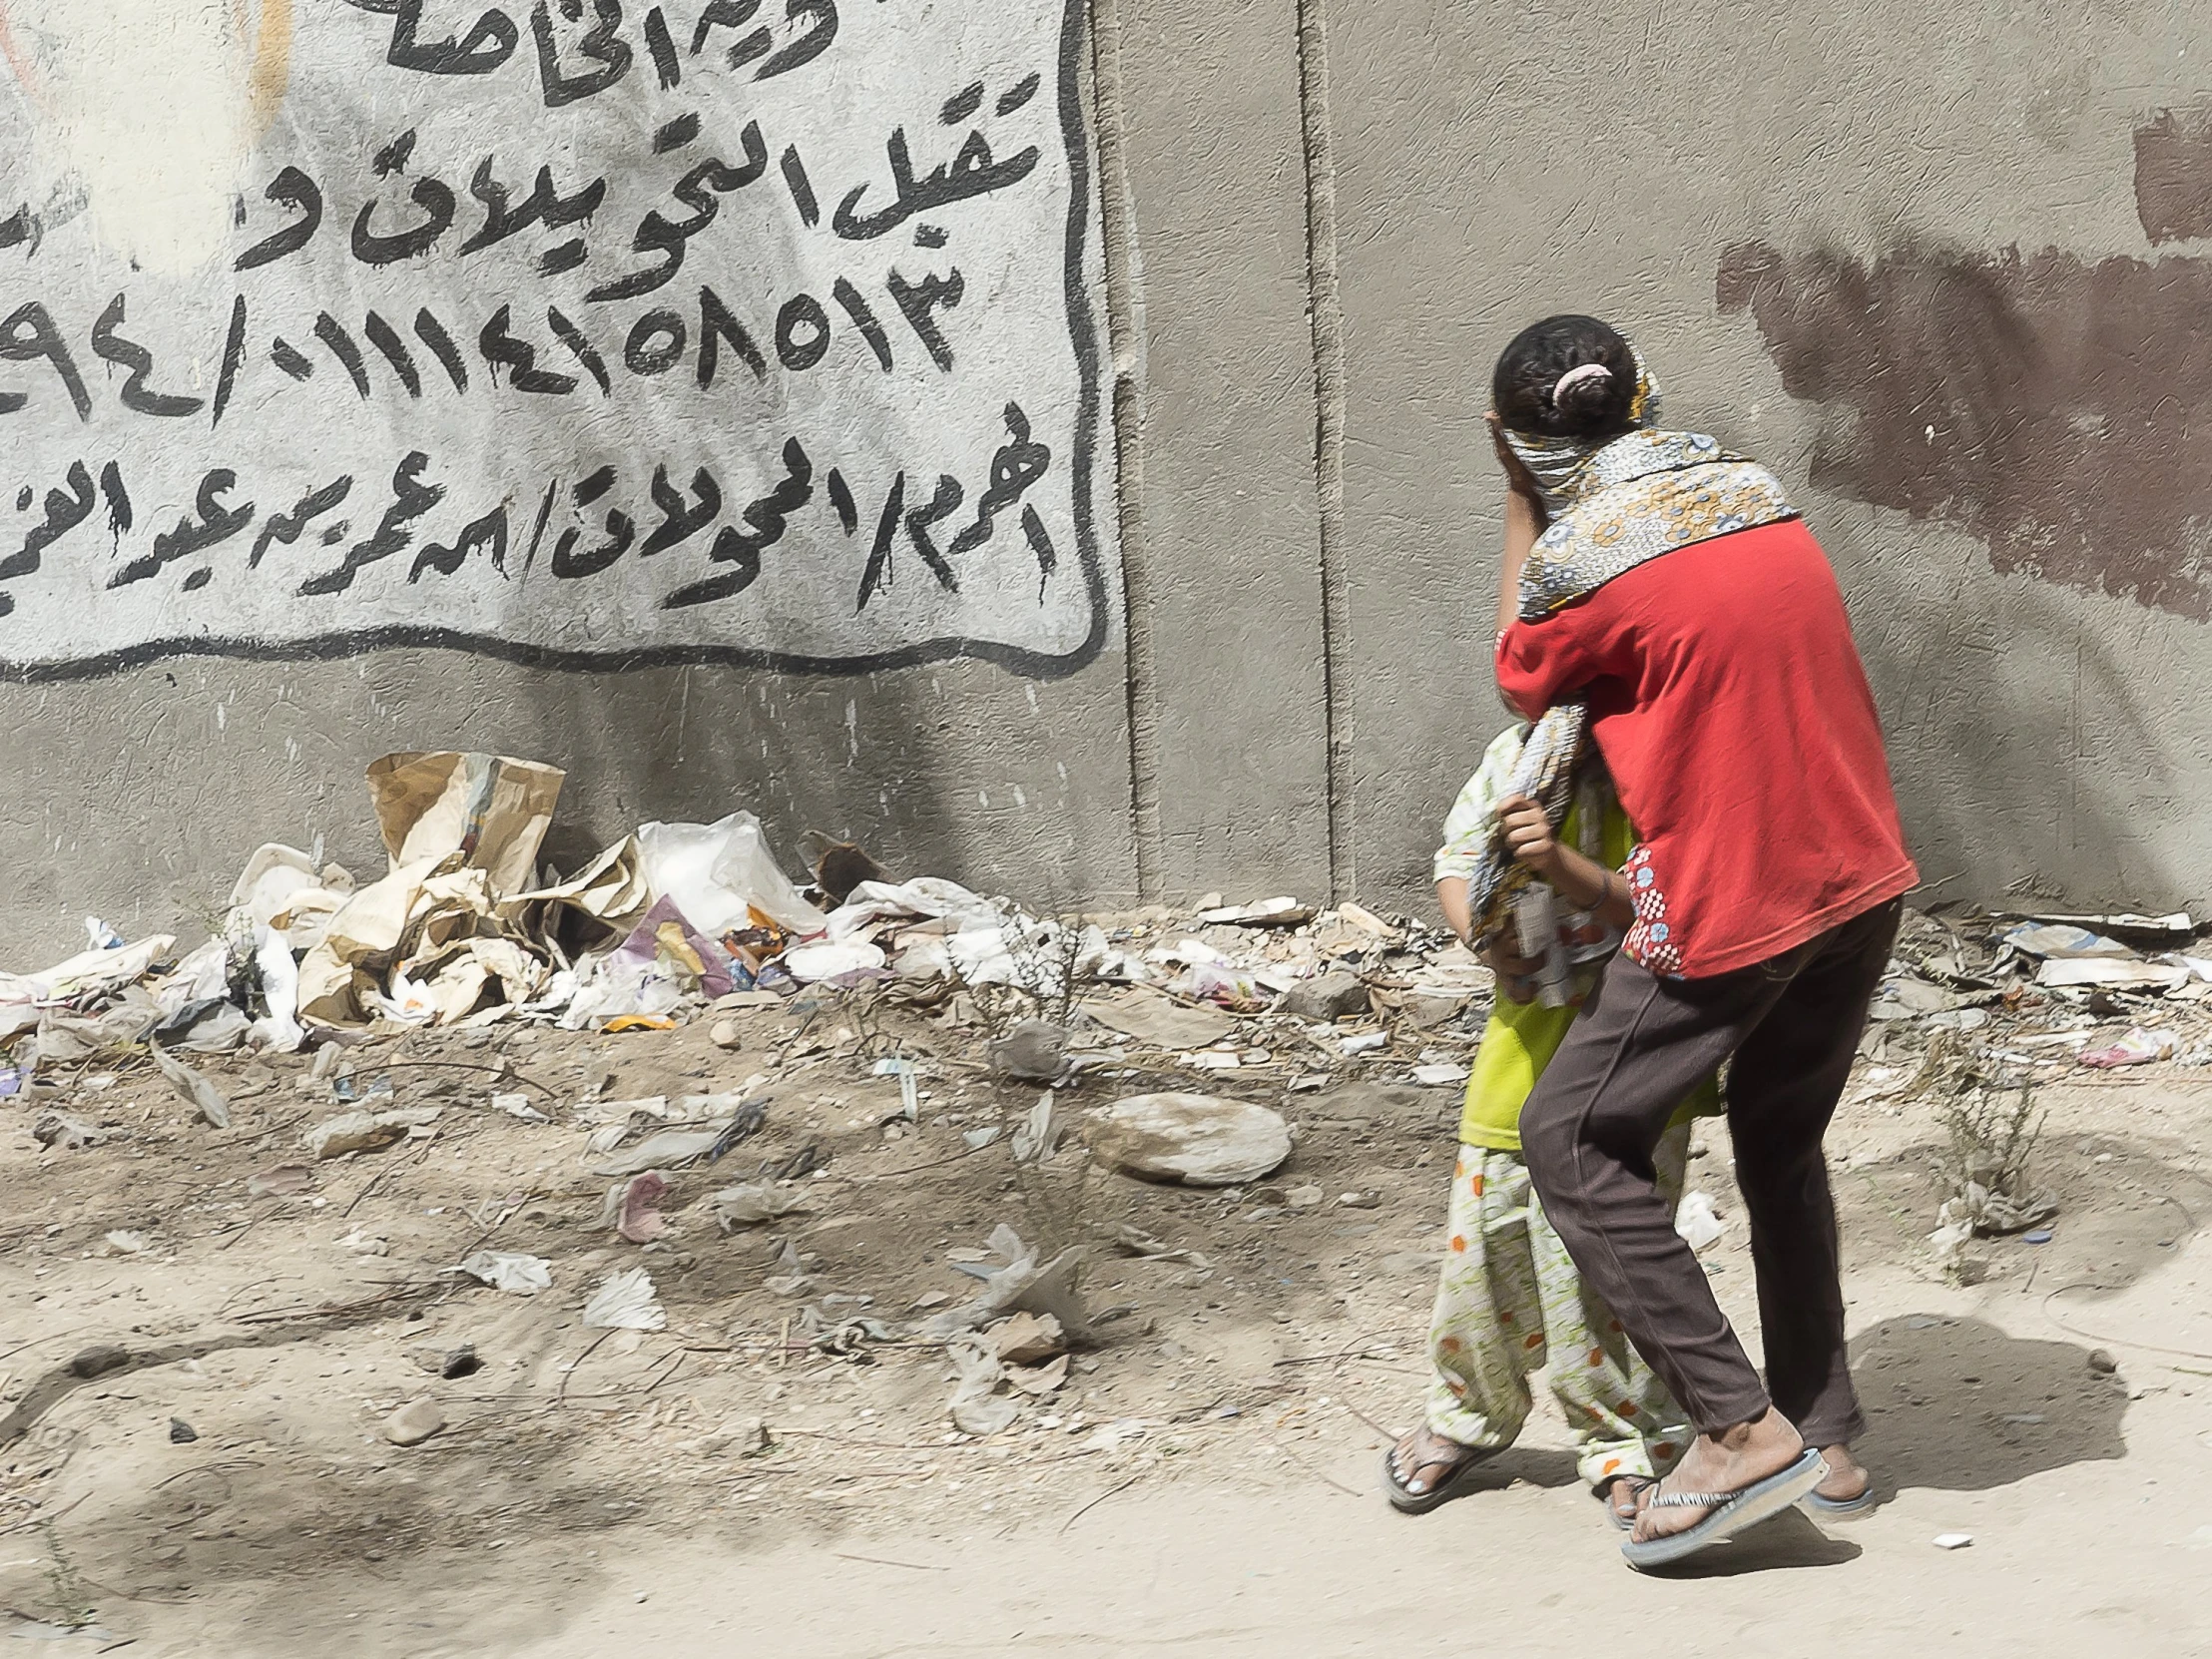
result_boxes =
[1710,1409,1799,1453]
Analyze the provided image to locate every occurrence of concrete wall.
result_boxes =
[5,0,2212,960]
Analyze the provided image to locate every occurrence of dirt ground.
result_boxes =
[1,981,2209,1657]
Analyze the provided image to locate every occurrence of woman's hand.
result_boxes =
[1486,411,1541,502]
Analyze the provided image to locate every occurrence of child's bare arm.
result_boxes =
[1435,876,1473,945]
[1496,793,1635,929]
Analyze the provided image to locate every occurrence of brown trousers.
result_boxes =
[1519,898,1902,1446]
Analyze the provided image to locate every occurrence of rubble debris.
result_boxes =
[946,1334,1019,1435]
[1006,1356,1070,1396]
[708,1182,811,1231]
[604,1171,673,1243]
[1086,1093,1293,1186]
[33,1112,105,1151]
[1195,895,1315,927]
[1279,971,1369,1023]
[460,1251,553,1295]
[583,1268,667,1331]
[990,1019,1069,1083]
[1010,1094,1061,1164]
[920,1225,1091,1343]
[307,1106,439,1160]
[247,1164,315,1198]
[987,1312,1066,1365]
[1674,1191,1726,1252]
[151,1041,231,1128]
[170,1417,198,1443]
[380,1398,447,1446]
[2079,1028,2175,1068]
[590,1128,724,1177]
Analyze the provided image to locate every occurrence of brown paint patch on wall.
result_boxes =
[1717,241,2212,621]
[2134,107,2212,245]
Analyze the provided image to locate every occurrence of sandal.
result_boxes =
[1620,1447,1827,1569]
[1382,1433,1496,1515]
[1804,1477,1879,1516]
[1601,1475,1656,1532]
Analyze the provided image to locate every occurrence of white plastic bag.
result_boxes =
[637,814,822,936]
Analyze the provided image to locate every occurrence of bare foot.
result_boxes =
[1604,1475,1648,1525]
[1629,1408,1805,1544]
[1815,1442,1868,1502]
[1386,1425,1478,1497]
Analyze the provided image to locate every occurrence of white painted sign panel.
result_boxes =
[0,0,1111,680]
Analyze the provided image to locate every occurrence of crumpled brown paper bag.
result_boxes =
[365,752,564,898]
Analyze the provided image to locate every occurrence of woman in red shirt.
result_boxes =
[1473,315,1917,1568]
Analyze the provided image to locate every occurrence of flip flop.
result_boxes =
[1601,1475,1656,1532]
[1804,1480,1879,1516]
[1620,1447,1828,1569]
[1382,1438,1497,1515]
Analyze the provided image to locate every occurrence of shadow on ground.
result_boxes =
[1849,1314,2128,1494]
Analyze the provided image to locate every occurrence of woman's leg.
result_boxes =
[1391,1146,1538,1495]
[1725,898,1900,1453]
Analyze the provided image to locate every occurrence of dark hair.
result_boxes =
[1491,314,1638,439]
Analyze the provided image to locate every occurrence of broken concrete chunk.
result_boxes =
[307,1106,438,1160]
[380,1398,446,1446]
[151,1042,232,1129]
[1279,971,1369,1022]
[1005,1355,1070,1396]
[989,1019,1068,1082]
[1085,1092,1292,1186]
[987,1312,1066,1366]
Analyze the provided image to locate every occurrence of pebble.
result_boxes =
[2087,1348,2118,1377]
[711,1020,742,1050]
[380,1398,446,1446]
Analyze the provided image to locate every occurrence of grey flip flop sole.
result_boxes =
[1382,1443,1496,1515]
[1804,1482,1879,1516]
[1620,1447,1828,1570]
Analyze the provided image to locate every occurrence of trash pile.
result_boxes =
[0,753,1506,1100]
[1867,905,2212,1071]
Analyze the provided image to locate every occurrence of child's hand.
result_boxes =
[1477,934,1541,1003]
[1497,793,1565,882]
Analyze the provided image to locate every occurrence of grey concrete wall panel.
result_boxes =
[1097,0,1335,903]
[1327,0,2212,914]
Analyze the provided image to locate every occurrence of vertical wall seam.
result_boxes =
[1085,0,1162,901]
[1296,0,1353,901]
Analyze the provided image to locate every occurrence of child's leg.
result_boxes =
[1533,1122,1697,1490]
[1423,1146,1542,1448]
